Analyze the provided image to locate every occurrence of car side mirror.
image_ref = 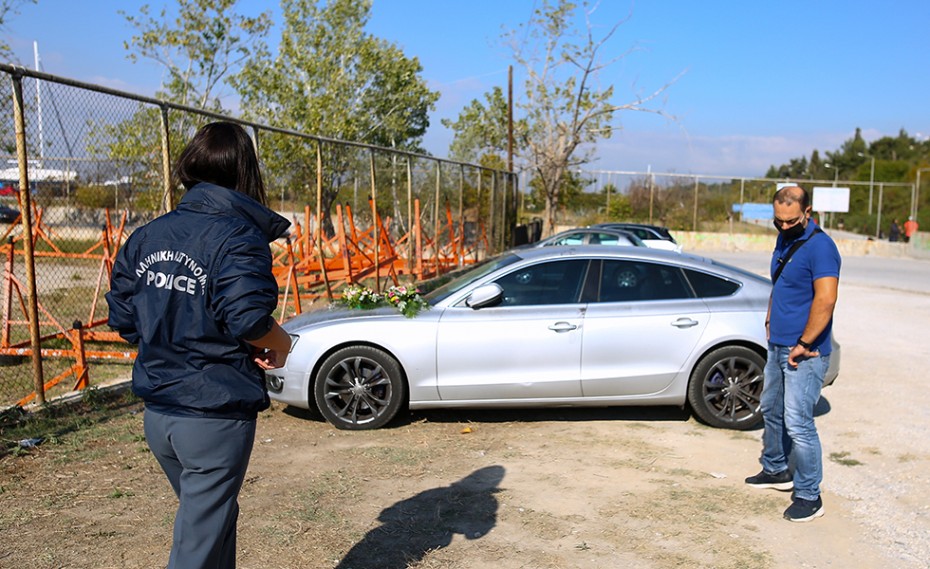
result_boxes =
[465,283,503,309]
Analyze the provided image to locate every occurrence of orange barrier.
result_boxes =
[3,206,132,405]
[8,199,489,405]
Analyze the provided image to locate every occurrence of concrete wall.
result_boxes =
[675,231,927,259]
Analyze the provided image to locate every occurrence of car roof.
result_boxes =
[593,222,675,241]
[595,222,669,230]
[509,245,768,284]
[551,227,640,238]
[533,227,646,247]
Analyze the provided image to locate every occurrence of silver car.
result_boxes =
[530,227,646,248]
[267,246,838,431]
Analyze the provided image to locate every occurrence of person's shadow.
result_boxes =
[335,465,505,569]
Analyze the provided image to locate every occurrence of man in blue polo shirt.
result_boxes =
[745,185,841,522]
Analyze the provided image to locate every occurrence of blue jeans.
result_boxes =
[759,344,830,501]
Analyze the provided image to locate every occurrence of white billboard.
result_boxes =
[811,186,850,213]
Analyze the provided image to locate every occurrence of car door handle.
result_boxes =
[671,318,699,328]
[548,321,578,333]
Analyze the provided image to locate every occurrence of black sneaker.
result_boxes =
[783,497,824,522]
[744,469,793,491]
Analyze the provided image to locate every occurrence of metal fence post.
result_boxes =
[370,149,380,293]
[876,183,884,238]
[159,105,173,212]
[488,171,496,253]
[317,142,332,300]
[11,71,45,404]
[434,162,441,272]
[406,158,413,274]
[458,165,464,267]
[648,171,655,225]
[692,176,699,231]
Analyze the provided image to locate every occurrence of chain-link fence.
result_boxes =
[0,64,518,407]
[536,170,917,237]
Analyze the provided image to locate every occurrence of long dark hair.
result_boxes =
[174,121,268,206]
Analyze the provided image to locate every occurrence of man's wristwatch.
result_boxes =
[797,337,813,350]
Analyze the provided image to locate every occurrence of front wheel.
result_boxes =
[687,346,765,430]
[314,345,407,430]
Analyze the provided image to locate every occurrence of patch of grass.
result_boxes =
[109,488,135,499]
[0,387,141,460]
[665,467,705,479]
[286,470,364,525]
[728,430,757,442]
[897,453,918,463]
[828,451,863,466]
[513,506,568,541]
[616,484,776,568]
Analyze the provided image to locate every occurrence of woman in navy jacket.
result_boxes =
[106,121,292,569]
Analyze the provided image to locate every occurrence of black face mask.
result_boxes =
[774,219,806,240]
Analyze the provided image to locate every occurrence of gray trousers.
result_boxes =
[144,409,256,569]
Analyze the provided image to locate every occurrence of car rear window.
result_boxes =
[683,269,740,297]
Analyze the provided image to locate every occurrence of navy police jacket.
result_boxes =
[106,183,290,420]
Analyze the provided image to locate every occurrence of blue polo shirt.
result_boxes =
[768,220,841,354]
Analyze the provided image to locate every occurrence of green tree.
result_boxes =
[231,0,439,233]
[0,0,35,61]
[441,86,527,165]
[121,0,271,111]
[0,0,37,154]
[85,0,271,213]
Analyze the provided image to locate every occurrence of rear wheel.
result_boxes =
[687,346,765,430]
[314,345,406,430]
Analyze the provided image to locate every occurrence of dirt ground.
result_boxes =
[1,252,928,569]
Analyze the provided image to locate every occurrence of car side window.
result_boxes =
[684,269,740,297]
[593,232,621,246]
[494,260,588,305]
[547,233,584,246]
[629,228,650,240]
[598,260,691,302]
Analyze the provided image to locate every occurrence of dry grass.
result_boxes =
[0,388,816,569]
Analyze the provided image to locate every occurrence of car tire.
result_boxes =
[687,345,765,430]
[314,345,407,430]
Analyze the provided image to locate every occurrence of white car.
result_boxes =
[593,223,682,253]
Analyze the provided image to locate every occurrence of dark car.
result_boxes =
[0,205,20,223]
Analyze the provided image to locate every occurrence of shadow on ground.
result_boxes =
[334,465,505,569]
[281,396,832,432]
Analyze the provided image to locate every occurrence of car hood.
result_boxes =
[281,305,441,333]
[282,304,417,332]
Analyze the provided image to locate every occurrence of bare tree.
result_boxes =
[507,0,681,235]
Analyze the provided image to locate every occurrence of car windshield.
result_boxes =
[423,253,523,303]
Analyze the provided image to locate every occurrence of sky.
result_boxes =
[7,0,930,178]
